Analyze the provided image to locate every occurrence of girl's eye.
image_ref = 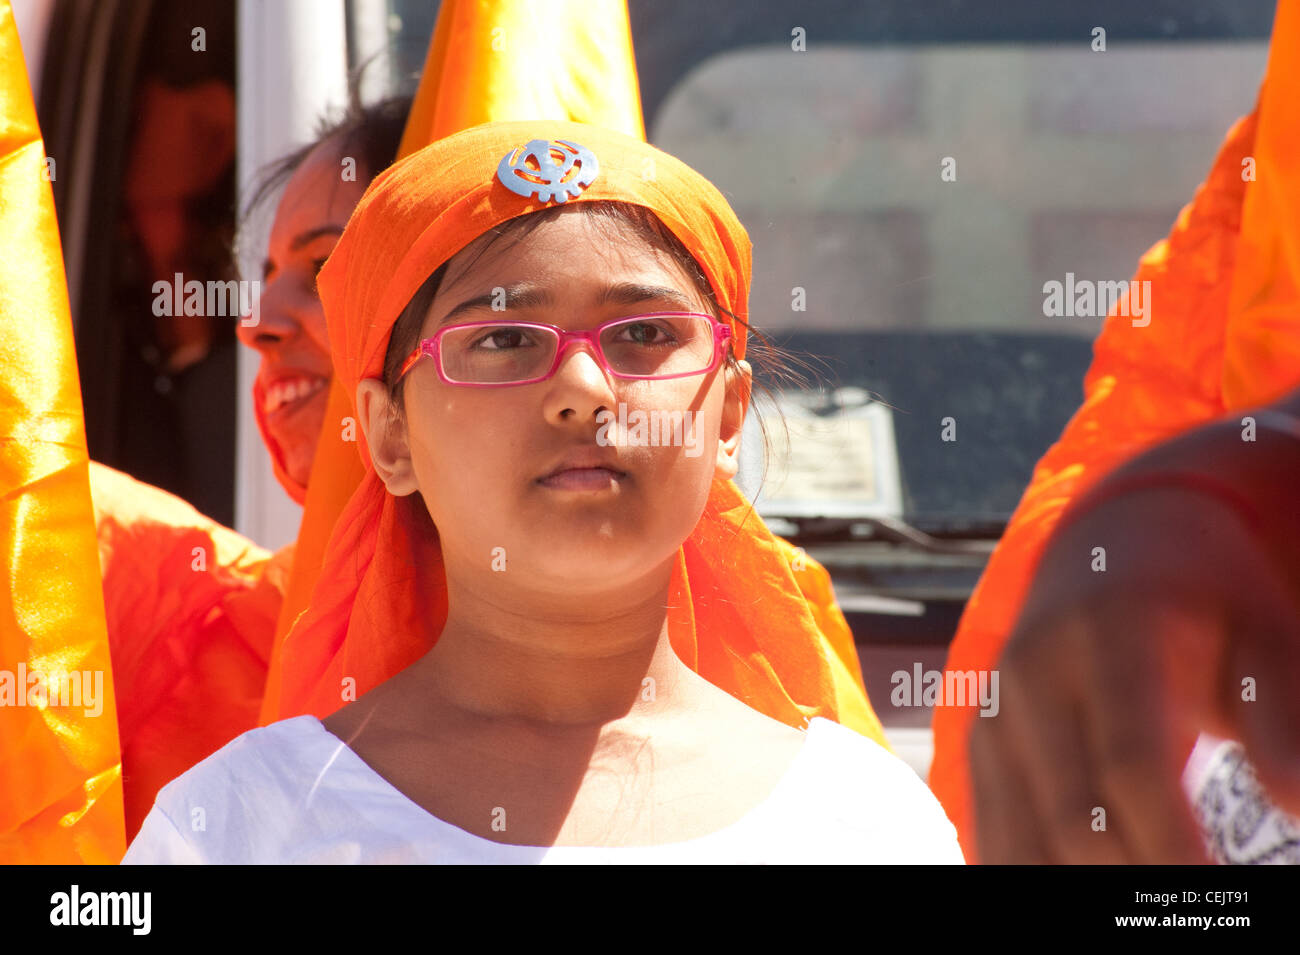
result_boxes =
[618,321,676,346]
[471,327,532,350]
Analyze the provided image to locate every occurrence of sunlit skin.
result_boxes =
[329,209,811,847]
[970,390,1300,863]
[236,136,367,489]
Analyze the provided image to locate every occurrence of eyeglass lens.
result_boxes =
[438,315,718,383]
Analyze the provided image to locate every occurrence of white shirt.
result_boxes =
[122,715,965,864]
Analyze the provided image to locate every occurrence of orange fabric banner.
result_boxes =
[932,2,1300,862]
[398,0,646,154]
[1223,1,1300,408]
[0,0,125,863]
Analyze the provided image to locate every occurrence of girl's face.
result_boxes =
[238,137,368,489]
[361,208,751,593]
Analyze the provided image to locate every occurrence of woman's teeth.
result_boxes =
[265,377,328,414]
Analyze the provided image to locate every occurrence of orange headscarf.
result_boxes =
[260,120,850,728]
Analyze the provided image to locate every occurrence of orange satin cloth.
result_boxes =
[0,1,124,863]
[932,1,1300,862]
[1223,2,1300,407]
[88,463,289,842]
[398,0,645,157]
[260,120,883,742]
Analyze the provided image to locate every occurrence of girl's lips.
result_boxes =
[537,466,625,491]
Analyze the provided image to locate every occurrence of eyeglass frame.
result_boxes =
[396,311,735,387]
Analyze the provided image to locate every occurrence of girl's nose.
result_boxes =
[552,333,602,367]
[543,338,617,421]
[550,335,614,384]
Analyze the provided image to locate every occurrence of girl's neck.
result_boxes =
[414,563,699,727]
[410,589,707,722]
[419,620,693,727]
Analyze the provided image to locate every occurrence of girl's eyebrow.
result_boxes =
[599,283,697,311]
[437,282,697,326]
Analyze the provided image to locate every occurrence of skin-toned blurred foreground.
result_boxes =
[972,388,1300,864]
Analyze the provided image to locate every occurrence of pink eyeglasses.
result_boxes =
[397,312,733,387]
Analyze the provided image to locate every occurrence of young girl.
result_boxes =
[123,121,964,863]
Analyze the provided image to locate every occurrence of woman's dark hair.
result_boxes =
[239,90,414,231]
[378,201,817,486]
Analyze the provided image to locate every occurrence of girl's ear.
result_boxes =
[715,358,753,481]
[356,378,420,495]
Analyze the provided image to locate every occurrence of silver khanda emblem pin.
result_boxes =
[496,139,599,203]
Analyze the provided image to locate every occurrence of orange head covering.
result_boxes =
[261,119,844,727]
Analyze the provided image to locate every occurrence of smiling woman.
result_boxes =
[122,120,963,863]
[75,94,416,849]
[237,94,411,501]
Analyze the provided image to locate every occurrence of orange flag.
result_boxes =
[398,0,645,152]
[1223,0,1300,408]
[262,0,887,747]
[0,0,125,863]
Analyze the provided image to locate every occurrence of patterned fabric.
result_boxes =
[1185,736,1300,865]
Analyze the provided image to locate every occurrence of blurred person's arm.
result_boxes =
[970,389,1300,864]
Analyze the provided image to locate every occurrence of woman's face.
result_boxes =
[237,136,368,489]
[362,208,751,593]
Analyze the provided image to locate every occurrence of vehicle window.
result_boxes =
[643,7,1269,530]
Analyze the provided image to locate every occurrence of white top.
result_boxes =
[122,715,965,864]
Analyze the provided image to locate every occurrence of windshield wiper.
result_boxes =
[768,514,999,555]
